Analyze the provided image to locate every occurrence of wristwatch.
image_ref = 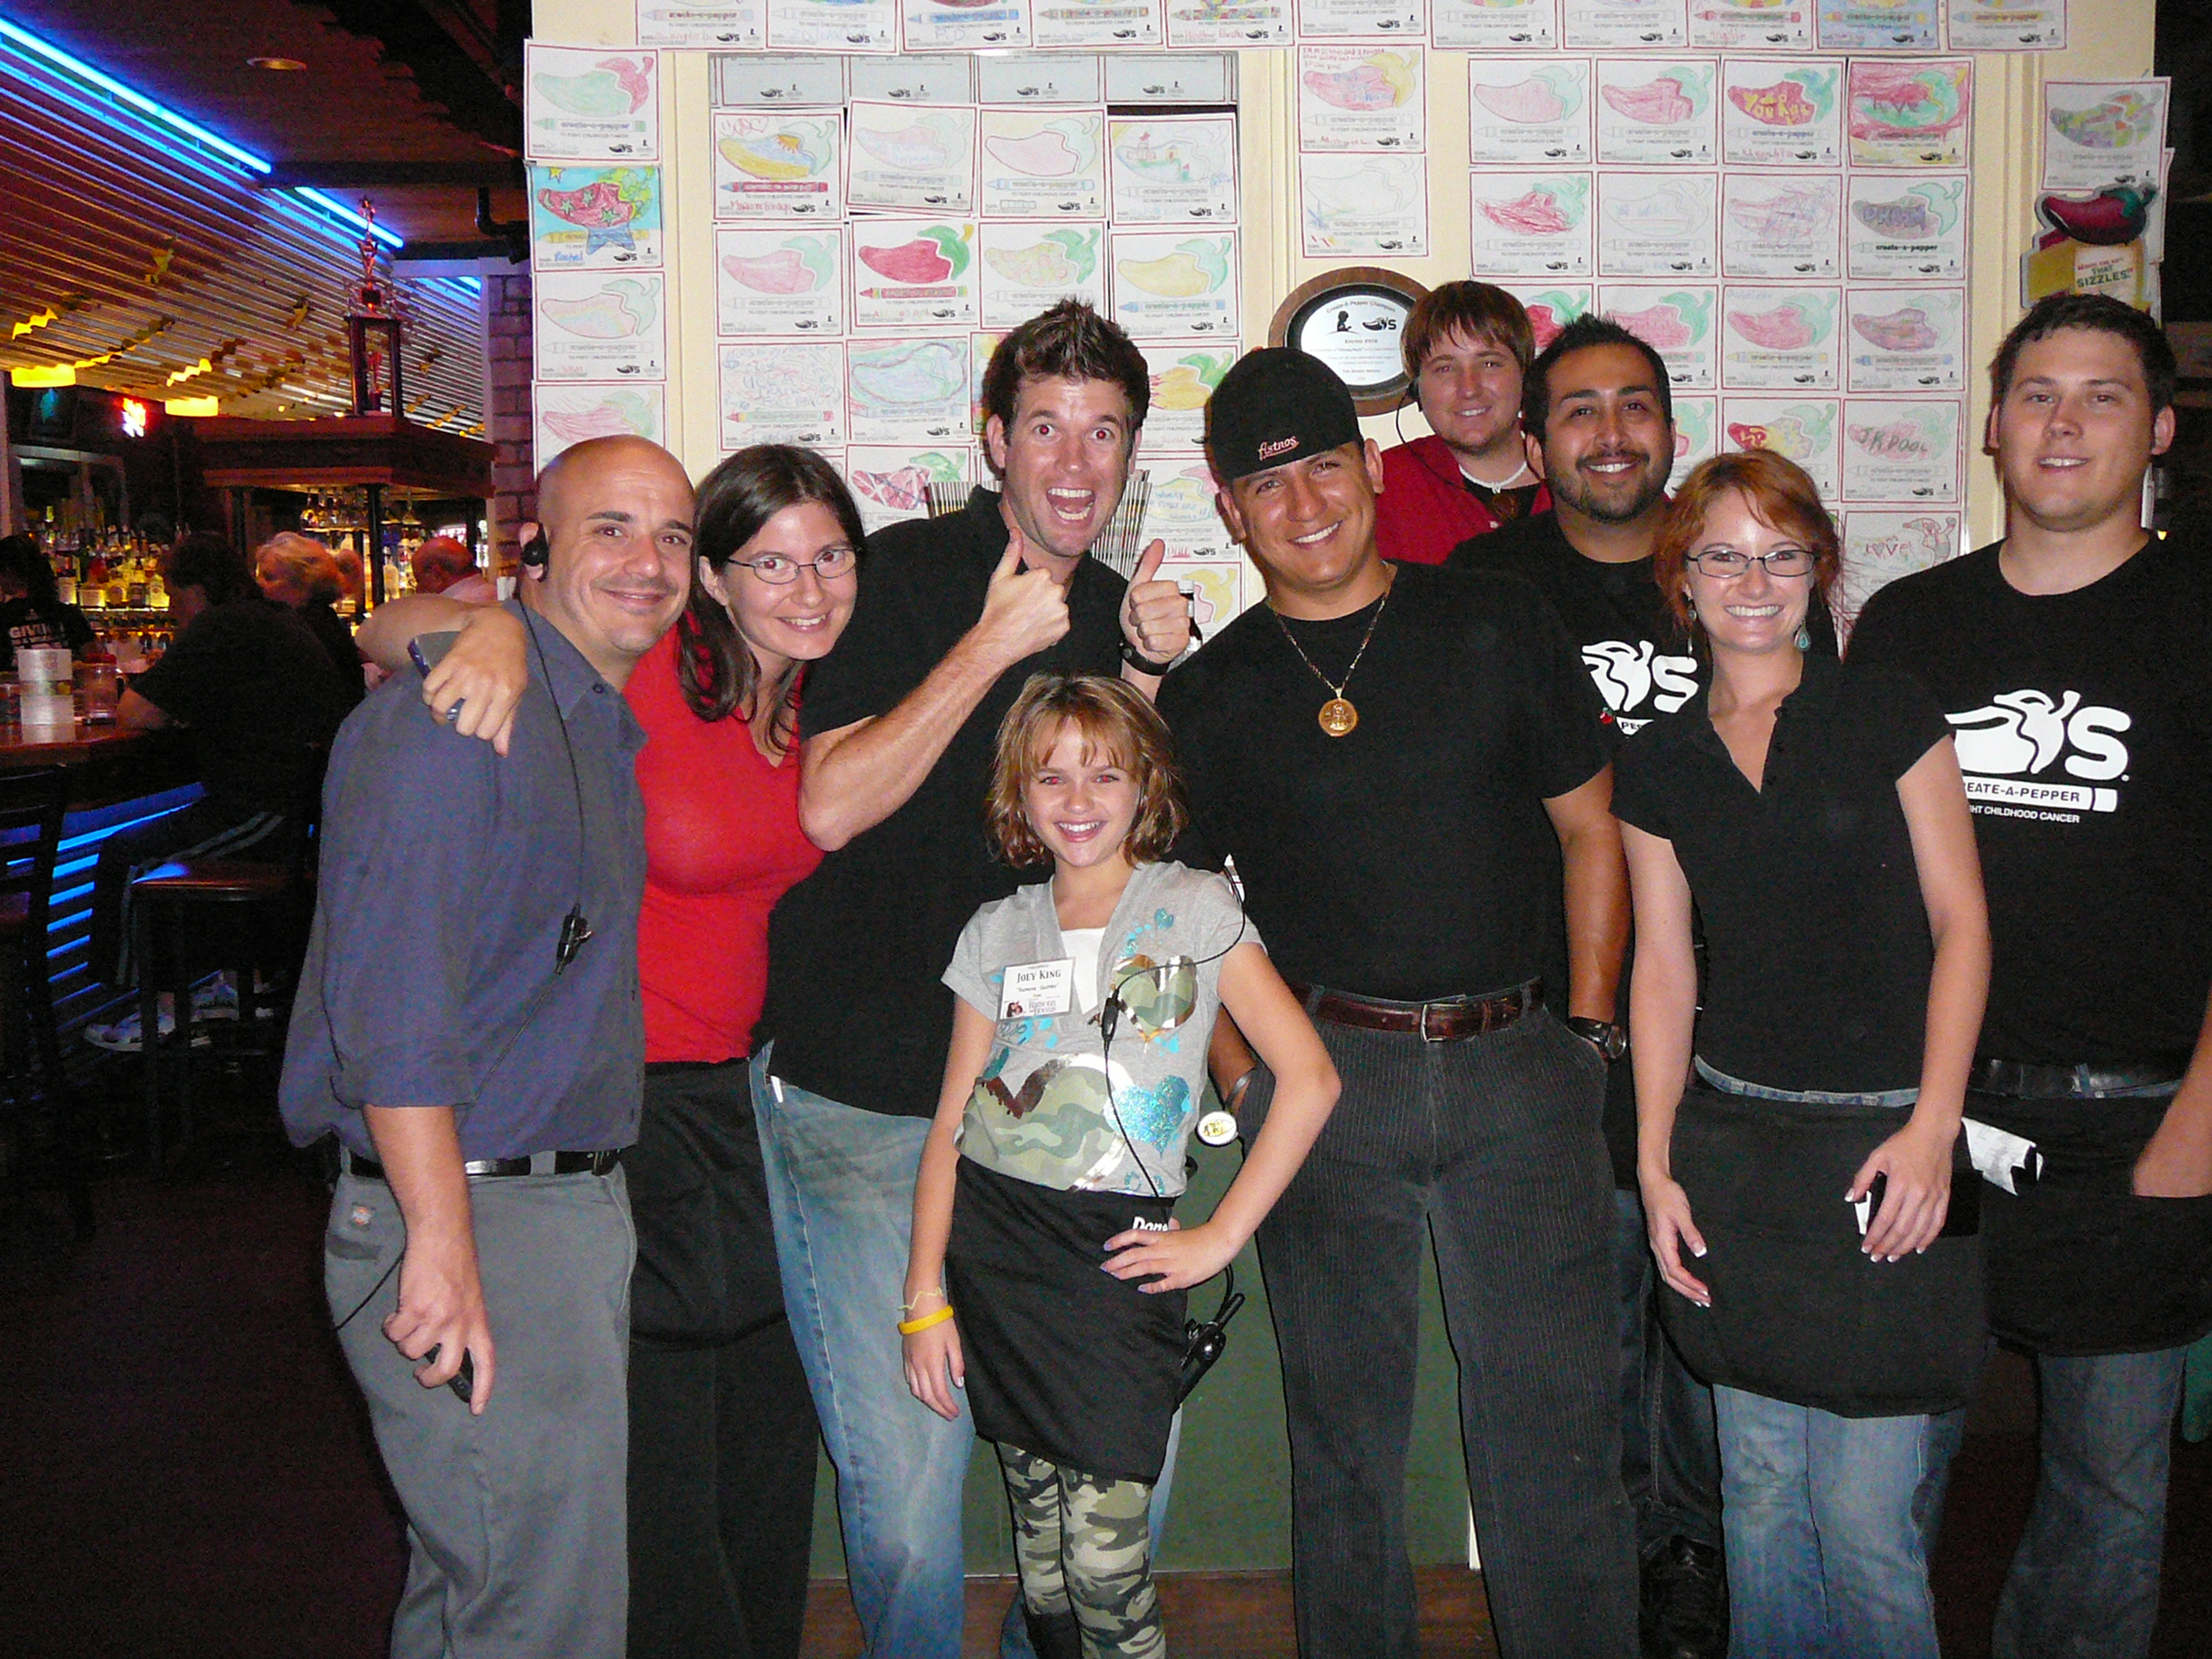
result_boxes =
[1566,1017,1627,1063]
[1118,636,1182,675]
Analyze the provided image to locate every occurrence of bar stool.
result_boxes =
[0,765,94,1237]
[132,747,325,1168]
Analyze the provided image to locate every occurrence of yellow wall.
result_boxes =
[537,0,2152,548]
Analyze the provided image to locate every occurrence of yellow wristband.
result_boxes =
[898,1304,957,1336]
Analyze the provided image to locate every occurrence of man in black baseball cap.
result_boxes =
[1161,349,1639,1657]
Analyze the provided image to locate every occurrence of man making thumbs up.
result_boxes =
[752,302,1192,1659]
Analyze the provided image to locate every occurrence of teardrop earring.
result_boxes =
[1793,621,1811,652]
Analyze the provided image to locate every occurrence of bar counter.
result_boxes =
[3,720,200,1055]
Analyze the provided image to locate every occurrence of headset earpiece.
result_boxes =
[520,528,550,570]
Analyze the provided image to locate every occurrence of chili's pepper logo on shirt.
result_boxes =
[1947,690,2130,821]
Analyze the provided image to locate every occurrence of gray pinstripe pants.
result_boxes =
[1242,1002,1638,1659]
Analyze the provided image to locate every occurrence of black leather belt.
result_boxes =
[1286,978,1541,1042]
[346,1148,624,1181]
[1968,1056,2190,1100]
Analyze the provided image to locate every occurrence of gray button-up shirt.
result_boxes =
[281,603,650,1162]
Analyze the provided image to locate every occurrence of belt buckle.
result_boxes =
[1418,1000,1446,1043]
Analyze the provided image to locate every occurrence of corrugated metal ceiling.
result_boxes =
[0,16,498,430]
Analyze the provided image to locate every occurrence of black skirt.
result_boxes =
[944,1158,1186,1484]
[1657,1085,1988,1419]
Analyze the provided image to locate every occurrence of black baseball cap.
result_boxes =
[1205,347,1362,485]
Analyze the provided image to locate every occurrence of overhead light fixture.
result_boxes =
[248,57,307,71]
[165,396,220,416]
[10,365,77,387]
[0,21,403,250]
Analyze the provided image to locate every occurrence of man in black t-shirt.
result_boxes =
[1850,294,2212,1659]
[752,302,1192,1659]
[1162,349,1637,1659]
[85,533,347,1008]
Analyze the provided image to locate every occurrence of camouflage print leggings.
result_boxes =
[998,1444,1166,1658]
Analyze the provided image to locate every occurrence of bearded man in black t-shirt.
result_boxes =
[1161,349,1638,1659]
[1850,293,2212,1659]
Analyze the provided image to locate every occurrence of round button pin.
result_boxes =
[1196,1109,1238,1147]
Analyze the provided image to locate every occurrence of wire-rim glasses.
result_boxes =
[731,547,858,584]
[1685,548,1816,579]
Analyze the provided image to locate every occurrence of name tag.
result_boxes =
[999,957,1076,1020]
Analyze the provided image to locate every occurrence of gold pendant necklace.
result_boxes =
[1273,580,1392,738]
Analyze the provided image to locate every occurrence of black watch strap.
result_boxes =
[1566,1017,1627,1062]
[1119,636,1181,675]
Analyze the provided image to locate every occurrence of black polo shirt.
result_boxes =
[1611,655,1951,1094]
[1158,562,1611,1002]
[757,486,1128,1119]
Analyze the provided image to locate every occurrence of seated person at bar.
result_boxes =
[256,531,365,709]
[0,532,94,672]
[86,533,349,1027]
[410,534,491,601]
[1372,281,1549,565]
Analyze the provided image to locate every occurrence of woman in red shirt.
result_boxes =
[359,445,862,1659]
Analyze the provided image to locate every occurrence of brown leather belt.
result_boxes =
[1286,978,1541,1042]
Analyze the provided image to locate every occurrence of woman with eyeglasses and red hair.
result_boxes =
[1611,449,1991,1659]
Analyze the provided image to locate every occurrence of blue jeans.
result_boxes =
[1992,1346,2189,1659]
[1613,1185,1722,1555]
[752,1048,1178,1659]
[1713,1386,1942,1659]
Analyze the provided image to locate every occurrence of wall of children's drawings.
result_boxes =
[525,0,2158,644]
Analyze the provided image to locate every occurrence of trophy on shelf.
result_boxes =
[346,200,404,417]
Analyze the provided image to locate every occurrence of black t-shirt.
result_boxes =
[759,487,1128,1119]
[1849,537,2212,1065]
[1451,510,1840,735]
[0,598,95,673]
[1157,562,1611,1001]
[129,596,351,817]
[1612,657,1951,1093]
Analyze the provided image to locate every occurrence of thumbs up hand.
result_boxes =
[1121,540,1193,672]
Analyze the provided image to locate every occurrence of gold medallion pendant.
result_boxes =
[1317,697,1359,738]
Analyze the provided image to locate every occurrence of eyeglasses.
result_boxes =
[730,546,857,584]
[1685,548,1816,578]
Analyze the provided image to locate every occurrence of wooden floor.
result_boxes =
[801,1567,1497,1657]
[3,1140,2209,1659]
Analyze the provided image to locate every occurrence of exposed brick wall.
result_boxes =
[485,268,534,577]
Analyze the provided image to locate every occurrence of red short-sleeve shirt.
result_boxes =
[627,630,823,1064]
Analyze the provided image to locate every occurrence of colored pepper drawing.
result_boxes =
[856,226,972,286]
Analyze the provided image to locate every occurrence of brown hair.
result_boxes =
[1401,281,1536,380]
[979,301,1150,459]
[986,675,1187,868]
[1991,290,2177,416]
[1652,450,1841,634]
[679,444,866,742]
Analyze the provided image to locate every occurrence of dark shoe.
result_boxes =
[1642,1535,1729,1659]
[1022,1602,1085,1659]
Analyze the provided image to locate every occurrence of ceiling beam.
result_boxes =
[397,238,527,264]
[255,161,523,188]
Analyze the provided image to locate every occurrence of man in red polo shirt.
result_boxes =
[1373,281,1551,565]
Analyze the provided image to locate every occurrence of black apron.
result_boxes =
[1658,1085,1988,1419]
[945,1157,1185,1484]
